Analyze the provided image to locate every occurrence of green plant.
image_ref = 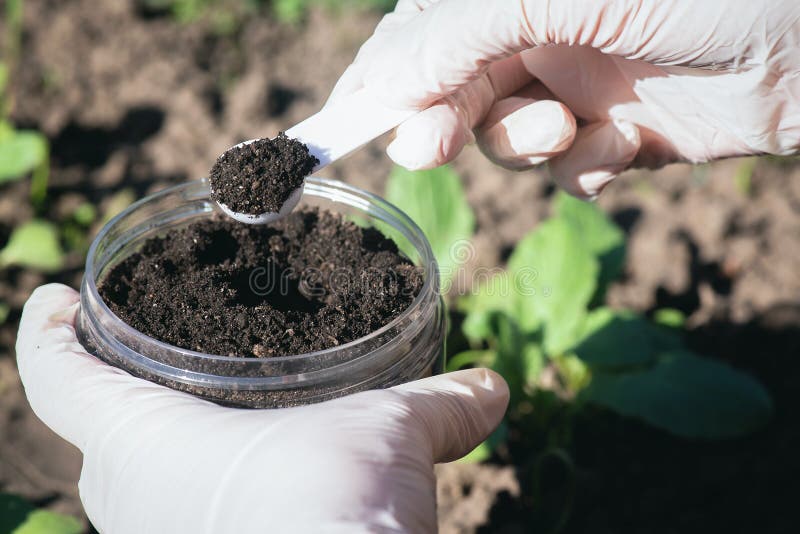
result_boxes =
[733,156,757,197]
[0,119,48,193]
[140,0,393,28]
[139,0,265,34]
[60,201,98,255]
[0,493,82,534]
[383,165,772,450]
[0,0,68,277]
[272,0,394,25]
[385,165,475,289]
[452,192,772,450]
[0,0,49,205]
[0,220,65,272]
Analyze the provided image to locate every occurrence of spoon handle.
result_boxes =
[285,88,417,173]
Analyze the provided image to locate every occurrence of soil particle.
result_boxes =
[209,133,318,215]
[98,208,422,357]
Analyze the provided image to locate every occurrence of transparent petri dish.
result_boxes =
[77,177,445,408]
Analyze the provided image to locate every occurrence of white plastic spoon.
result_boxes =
[213,88,417,224]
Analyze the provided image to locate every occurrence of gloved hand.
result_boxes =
[329,0,800,197]
[17,284,509,533]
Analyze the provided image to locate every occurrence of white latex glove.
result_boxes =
[17,284,509,534]
[330,0,800,197]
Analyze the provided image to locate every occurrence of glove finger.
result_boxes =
[384,75,494,170]
[549,119,641,199]
[16,284,207,451]
[477,82,577,170]
[385,55,534,169]
[385,100,472,170]
[389,368,509,463]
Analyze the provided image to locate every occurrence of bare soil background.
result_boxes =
[2,1,799,532]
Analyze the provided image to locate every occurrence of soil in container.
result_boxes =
[98,208,423,358]
[209,132,318,214]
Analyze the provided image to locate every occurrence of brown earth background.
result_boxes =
[1,1,800,533]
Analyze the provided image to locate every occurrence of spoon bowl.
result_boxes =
[210,88,417,224]
[215,186,303,225]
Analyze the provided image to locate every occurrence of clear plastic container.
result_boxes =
[77,177,445,408]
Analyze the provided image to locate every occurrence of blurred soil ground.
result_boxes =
[2,1,799,532]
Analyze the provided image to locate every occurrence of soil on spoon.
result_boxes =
[209,132,318,215]
[98,208,422,357]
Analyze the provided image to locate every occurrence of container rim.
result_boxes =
[83,176,440,364]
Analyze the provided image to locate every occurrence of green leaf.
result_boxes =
[0,494,81,534]
[572,308,676,369]
[0,493,32,533]
[460,310,494,345]
[4,0,23,67]
[458,421,507,463]
[0,129,48,183]
[0,121,12,141]
[507,218,598,354]
[653,308,686,329]
[453,311,545,395]
[582,350,773,439]
[457,271,513,344]
[73,202,97,226]
[0,63,8,95]
[446,349,496,372]
[0,220,65,271]
[29,145,49,206]
[13,510,82,534]
[488,313,545,401]
[172,0,207,23]
[733,157,757,197]
[385,165,475,288]
[272,0,306,24]
[0,302,9,324]
[554,192,625,300]
[521,342,545,388]
[553,353,591,393]
[489,313,528,402]
[459,439,492,463]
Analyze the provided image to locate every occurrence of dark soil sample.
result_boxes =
[209,132,318,214]
[98,208,422,357]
